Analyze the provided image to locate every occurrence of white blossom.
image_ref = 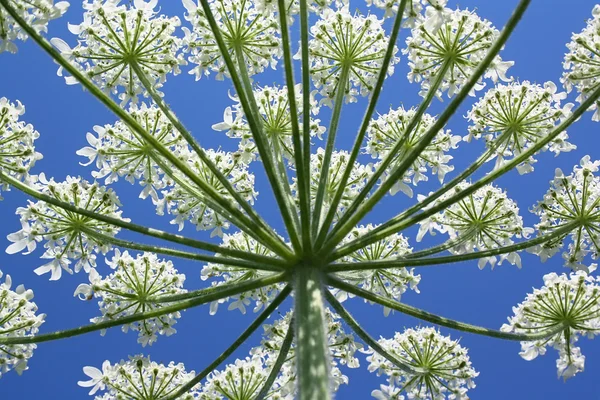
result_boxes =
[466,81,575,174]
[366,105,460,197]
[0,0,69,53]
[0,269,45,378]
[74,250,187,347]
[404,7,513,98]
[52,0,185,104]
[6,175,127,280]
[182,0,281,80]
[501,271,600,380]
[562,5,600,121]
[417,182,532,269]
[0,97,42,199]
[366,0,447,25]
[531,156,600,271]
[78,355,199,399]
[366,327,478,400]
[304,8,398,105]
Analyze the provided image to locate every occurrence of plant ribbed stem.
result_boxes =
[299,0,312,251]
[294,266,331,400]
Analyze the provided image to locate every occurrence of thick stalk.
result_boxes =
[255,317,295,400]
[130,61,282,248]
[84,228,284,272]
[299,0,312,246]
[277,0,311,253]
[294,267,331,400]
[326,223,576,272]
[326,275,565,341]
[320,0,532,256]
[162,286,292,400]
[311,67,350,238]
[315,0,409,245]
[0,275,288,345]
[0,171,287,266]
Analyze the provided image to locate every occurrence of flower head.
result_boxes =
[0,269,45,378]
[366,327,478,400]
[306,8,397,105]
[466,81,575,174]
[182,0,281,80]
[366,0,447,24]
[0,0,69,54]
[78,355,198,399]
[366,105,460,197]
[404,7,513,98]
[53,0,184,104]
[0,98,42,198]
[501,271,600,380]
[74,250,187,347]
[6,175,126,280]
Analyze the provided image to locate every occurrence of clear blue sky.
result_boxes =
[1,0,600,398]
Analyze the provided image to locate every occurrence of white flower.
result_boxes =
[404,7,513,98]
[6,175,127,280]
[531,156,600,270]
[0,269,45,378]
[78,355,199,399]
[53,0,185,104]
[501,271,600,381]
[562,5,600,121]
[76,250,187,347]
[0,0,69,54]
[366,327,478,400]
[366,105,460,195]
[417,182,532,269]
[305,8,398,104]
[466,81,575,174]
[367,0,447,25]
[334,224,420,316]
[0,97,43,199]
[182,0,281,80]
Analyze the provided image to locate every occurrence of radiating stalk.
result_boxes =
[294,266,331,400]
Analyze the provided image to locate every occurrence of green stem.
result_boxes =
[130,61,285,252]
[255,316,295,400]
[0,275,288,345]
[83,228,285,272]
[326,275,565,341]
[299,0,312,252]
[294,267,331,400]
[162,286,292,400]
[311,66,350,239]
[277,0,311,254]
[320,0,532,257]
[327,223,576,272]
[324,290,419,375]
[314,0,409,246]
[0,171,287,266]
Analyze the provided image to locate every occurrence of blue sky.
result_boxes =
[1,0,600,398]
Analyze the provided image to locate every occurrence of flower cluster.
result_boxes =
[466,81,575,174]
[501,271,600,380]
[74,250,187,347]
[182,0,281,80]
[367,0,447,26]
[418,182,532,269]
[0,269,45,378]
[202,231,285,315]
[531,156,600,271]
[334,224,421,316]
[562,5,600,121]
[367,327,478,400]
[0,97,42,198]
[254,0,344,18]
[212,85,325,163]
[305,8,397,105]
[78,355,198,399]
[52,0,185,104]
[0,0,69,54]
[366,105,460,197]
[405,7,513,98]
[6,175,126,280]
